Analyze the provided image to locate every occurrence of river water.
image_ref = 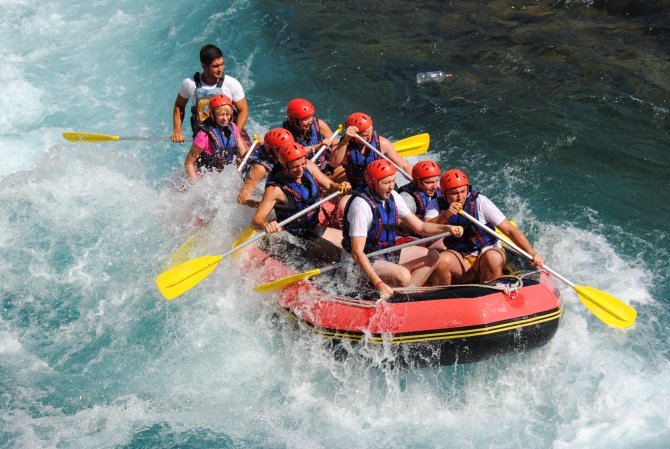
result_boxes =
[1,1,669,448]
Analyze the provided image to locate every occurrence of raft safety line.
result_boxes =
[276,303,563,345]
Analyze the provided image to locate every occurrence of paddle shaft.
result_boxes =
[458,210,575,287]
[237,137,260,172]
[354,134,412,181]
[224,190,341,258]
[116,136,174,141]
[311,125,343,163]
[317,230,453,277]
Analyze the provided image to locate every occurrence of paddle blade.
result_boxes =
[156,255,222,300]
[63,132,119,142]
[231,226,256,249]
[574,285,637,329]
[254,268,322,293]
[393,133,430,157]
[163,231,201,269]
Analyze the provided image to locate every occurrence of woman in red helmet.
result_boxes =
[184,94,249,183]
[330,112,413,190]
[425,169,544,285]
[342,160,462,299]
[252,142,350,261]
[237,128,293,208]
[283,98,338,173]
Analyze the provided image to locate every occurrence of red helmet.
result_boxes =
[412,160,441,187]
[286,98,316,119]
[278,142,307,166]
[264,128,294,156]
[345,112,373,132]
[365,159,397,192]
[440,169,470,192]
[209,94,233,111]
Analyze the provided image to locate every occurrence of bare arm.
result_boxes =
[306,160,349,193]
[318,119,334,143]
[233,98,249,130]
[329,124,356,168]
[400,213,463,238]
[350,236,394,299]
[380,136,412,175]
[251,186,284,234]
[184,144,204,183]
[236,133,249,159]
[171,94,189,143]
[237,164,269,208]
[496,219,544,267]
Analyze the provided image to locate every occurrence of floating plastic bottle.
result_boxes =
[416,71,452,85]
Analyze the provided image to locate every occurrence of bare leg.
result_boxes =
[373,259,411,287]
[307,228,343,263]
[430,250,470,286]
[399,246,440,287]
[371,247,439,287]
[429,239,447,251]
[237,164,267,208]
[478,248,506,282]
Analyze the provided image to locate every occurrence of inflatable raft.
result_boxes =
[243,246,563,365]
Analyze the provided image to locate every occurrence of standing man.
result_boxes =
[171,44,249,143]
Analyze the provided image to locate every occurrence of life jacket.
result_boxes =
[343,131,381,190]
[266,167,320,239]
[189,72,227,135]
[398,184,441,219]
[195,120,238,172]
[283,116,330,169]
[440,190,498,253]
[397,184,441,237]
[342,187,398,256]
[243,144,276,179]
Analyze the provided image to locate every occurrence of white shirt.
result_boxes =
[347,190,412,237]
[399,191,417,215]
[178,74,246,105]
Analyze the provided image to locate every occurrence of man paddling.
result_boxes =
[252,142,350,261]
[342,160,463,299]
[171,44,249,143]
[237,128,293,208]
[426,169,544,285]
[330,112,412,190]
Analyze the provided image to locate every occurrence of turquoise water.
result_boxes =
[1,1,669,448]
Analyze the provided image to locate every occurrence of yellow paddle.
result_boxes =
[62,132,181,142]
[163,230,203,269]
[458,210,637,329]
[63,131,430,157]
[156,190,343,299]
[254,230,453,293]
[393,133,430,157]
[231,226,257,250]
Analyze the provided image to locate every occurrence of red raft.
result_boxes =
[242,246,563,365]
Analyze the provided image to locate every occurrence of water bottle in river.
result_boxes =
[416,71,452,84]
